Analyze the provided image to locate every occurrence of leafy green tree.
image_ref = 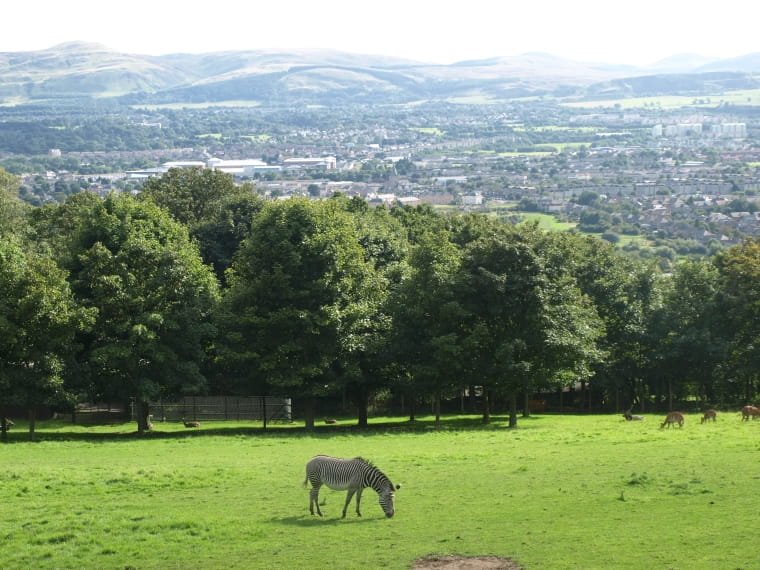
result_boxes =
[336,196,408,426]
[713,238,760,402]
[457,227,602,427]
[139,166,250,227]
[389,203,448,244]
[218,198,379,429]
[652,260,725,407]
[390,229,464,428]
[0,168,29,238]
[0,237,93,440]
[43,194,220,433]
[542,233,661,413]
[191,191,265,284]
[138,167,264,282]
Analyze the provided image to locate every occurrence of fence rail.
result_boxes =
[68,396,291,424]
[142,396,292,423]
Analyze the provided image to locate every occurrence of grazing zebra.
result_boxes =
[302,455,400,518]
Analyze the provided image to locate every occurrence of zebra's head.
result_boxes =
[379,483,401,518]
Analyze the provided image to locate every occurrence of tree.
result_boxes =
[42,194,220,433]
[217,198,379,429]
[390,229,464,428]
[138,167,264,283]
[337,196,408,426]
[0,168,29,238]
[457,226,602,427]
[713,238,760,402]
[0,237,93,441]
[653,261,725,407]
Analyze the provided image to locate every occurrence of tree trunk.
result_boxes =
[468,385,477,413]
[1,414,9,443]
[580,380,586,411]
[135,400,151,434]
[434,393,441,430]
[508,392,518,428]
[523,392,531,418]
[27,406,37,441]
[303,397,316,430]
[408,393,416,422]
[261,395,268,431]
[482,390,491,424]
[356,390,369,428]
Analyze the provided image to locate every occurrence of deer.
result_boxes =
[741,405,760,421]
[182,418,201,428]
[660,411,684,428]
[700,409,717,423]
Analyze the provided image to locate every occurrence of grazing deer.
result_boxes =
[741,405,760,421]
[660,412,684,428]
[324,418,338,424]
[623,410,644,421]
[182,418,201,428]
[700,410,717,423]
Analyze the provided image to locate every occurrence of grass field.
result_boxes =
[517,213,577,231]
[2,413,758,569]
[561,88,760,110]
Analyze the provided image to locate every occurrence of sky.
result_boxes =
[3,1,757,66]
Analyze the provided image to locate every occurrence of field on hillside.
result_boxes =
[562,88,760,110]
[2,413,758,569]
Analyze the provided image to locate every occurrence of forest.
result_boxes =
[2,165,760,438]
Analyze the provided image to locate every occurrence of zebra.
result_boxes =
[302,455,400,518]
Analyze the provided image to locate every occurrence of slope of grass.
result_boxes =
[1,413,757,569]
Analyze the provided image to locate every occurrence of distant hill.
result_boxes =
[646,53,721,73]
[1,42,759,107]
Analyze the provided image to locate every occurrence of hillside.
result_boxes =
[1,42,760,106]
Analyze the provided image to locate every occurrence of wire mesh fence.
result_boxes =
[143,396,292,423]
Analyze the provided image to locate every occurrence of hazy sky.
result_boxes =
[3,1,757,66]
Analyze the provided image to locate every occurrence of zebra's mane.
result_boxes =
[355,457,396,489]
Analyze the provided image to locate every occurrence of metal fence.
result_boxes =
[142,396,292,423]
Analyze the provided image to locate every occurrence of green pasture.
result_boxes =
[562,88,760,110]
[409,127,445,136]
[2,413,758,569]
[517,213,577,231]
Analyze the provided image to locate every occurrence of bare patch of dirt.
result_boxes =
[412,555,522,569]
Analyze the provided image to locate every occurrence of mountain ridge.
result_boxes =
[1,42,759,106]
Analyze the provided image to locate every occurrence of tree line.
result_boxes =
[2,166,760,438]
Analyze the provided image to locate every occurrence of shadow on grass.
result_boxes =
[271,515,390,526]
[0,413,547,443]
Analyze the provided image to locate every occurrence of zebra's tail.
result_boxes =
[302,475,309,488]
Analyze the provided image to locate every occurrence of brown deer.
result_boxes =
[660,412,684,428]
[741,405,760,421]
[700,410,717,424]
[182,418,201,428]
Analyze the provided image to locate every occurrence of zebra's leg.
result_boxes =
[310,484,323,516]
[354,488,364,517]
[341,489,357,519]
